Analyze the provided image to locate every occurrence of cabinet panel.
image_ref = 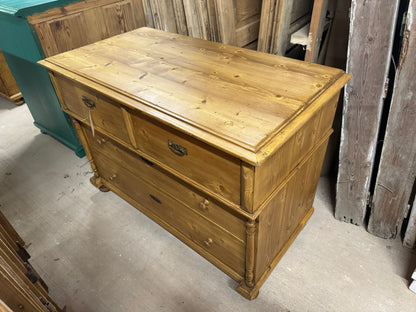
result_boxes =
[30,0,146,57]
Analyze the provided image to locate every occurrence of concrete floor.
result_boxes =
[1,98,416,312]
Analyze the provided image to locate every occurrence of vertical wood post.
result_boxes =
[368,1,416,238]
[304,0,329,63]
[335,0,400,225]
[71,119,102,188]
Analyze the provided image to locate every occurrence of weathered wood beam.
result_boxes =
[368,1,416,238]
[305,0,329,63]
[335,0,400,225]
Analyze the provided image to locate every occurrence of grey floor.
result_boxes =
[1,98,416,312]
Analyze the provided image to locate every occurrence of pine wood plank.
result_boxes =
[183,0,210,40]
[304,0,329,63]
[149,0,177,33]
[257,0,277,53]
[335,0,400,225]
[171,0,188,35]
[214,0,236,45]
[272,0,295,55]
[368,1,416,238]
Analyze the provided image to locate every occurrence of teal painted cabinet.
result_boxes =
[0,1,85,157]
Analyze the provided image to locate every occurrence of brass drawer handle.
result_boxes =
[204,238,213,248]
[199,199,209,211]
[150,194,162,204]
[168,140,188,157]
[96,138,106,145]
[82,96,95,109]
[108,174,117,181]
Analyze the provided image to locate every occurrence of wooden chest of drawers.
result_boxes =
[40,27,349,299]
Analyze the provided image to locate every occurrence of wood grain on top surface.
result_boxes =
[40,27,347,154]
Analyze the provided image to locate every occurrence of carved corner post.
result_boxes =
[71,118,109,192]
[245,219,256,287]
[241,162,255,213]
[236,218,259,300]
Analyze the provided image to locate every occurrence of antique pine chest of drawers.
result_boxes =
[40,27,350,299]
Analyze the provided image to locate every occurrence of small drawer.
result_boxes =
[129,110,241,205]
[83,126,246,241]
[94,152,246,276]
[53,75,130,143]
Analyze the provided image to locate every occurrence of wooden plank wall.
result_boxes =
[144,0,262,48]
[335,0,400,225]
[368,0,416,239]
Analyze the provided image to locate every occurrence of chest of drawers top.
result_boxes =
[39,27,349,166]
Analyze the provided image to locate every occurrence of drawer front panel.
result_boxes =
[83,126,246,241]
[94,151,246,276]
[130,110,241,205]
[54,75,130,143]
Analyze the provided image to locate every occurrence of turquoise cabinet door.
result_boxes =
[3,52,85,157]
[0,1,85,157]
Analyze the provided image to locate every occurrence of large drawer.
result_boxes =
[82,125,247,241]
[54,75,131,144]
[93,150,246,276]
[129,109,241,205]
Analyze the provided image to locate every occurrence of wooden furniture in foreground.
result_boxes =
[0,210,63,311]
[40,28,349,299]
[0,50,23,105]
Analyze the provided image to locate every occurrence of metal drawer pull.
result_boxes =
[108,174,117,181]
[150,194,162,204]
[199,199,210,211]
[82,96,95,109]
[204,238,213,248]
[139,156,154,166]
[168,140,188,157]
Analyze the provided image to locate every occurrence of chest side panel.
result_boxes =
[255,134,331,283]
[253,92,339,209]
